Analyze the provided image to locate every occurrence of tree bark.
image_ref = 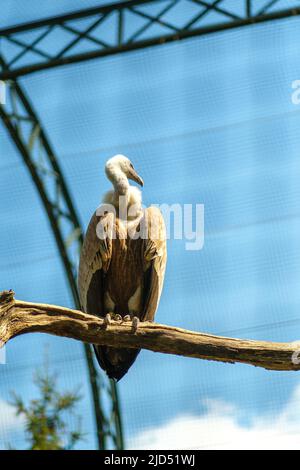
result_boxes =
[1,290,300,371]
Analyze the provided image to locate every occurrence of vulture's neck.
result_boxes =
[103,168,142,220]
[106,165,129,196]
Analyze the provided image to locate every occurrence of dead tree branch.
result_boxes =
[0,290,299,371]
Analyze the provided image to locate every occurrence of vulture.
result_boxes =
[78,155,167,381]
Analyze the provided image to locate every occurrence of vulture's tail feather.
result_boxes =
[94,346,140,381]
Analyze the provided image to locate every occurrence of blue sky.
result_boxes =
[1,0,300,449]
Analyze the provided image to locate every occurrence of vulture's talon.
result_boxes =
[123,315,131,322]
[115,314,122,322]
[103,313,111,329]
[131,316,139,333]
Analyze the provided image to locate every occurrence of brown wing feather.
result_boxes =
[78,209,113,312]
[142,206,167,321]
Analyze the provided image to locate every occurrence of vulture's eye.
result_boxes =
[130,163,133,169]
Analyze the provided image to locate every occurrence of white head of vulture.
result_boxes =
[78,155,167,381]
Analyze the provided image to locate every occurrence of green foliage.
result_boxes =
[10,363,84,450]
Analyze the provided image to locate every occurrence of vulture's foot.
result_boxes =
[123,315,131,322]
[107,312,122,321]
[131,316,139,333]
[103,313,112,329]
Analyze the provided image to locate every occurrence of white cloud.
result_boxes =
[128,385,300,450]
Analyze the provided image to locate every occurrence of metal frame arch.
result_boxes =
[0,0,299,80]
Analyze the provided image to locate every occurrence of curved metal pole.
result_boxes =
[0,57,123,450]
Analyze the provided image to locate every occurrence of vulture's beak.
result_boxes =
[129,167,144,187]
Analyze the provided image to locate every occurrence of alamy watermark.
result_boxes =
[0,341,6,365]
[291,341,300,365]
[96,197,204,251]
[0,81,6,105]
[291,80,300,105]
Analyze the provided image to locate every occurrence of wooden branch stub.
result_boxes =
[0,290,300,372]
[0,290,15,305]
